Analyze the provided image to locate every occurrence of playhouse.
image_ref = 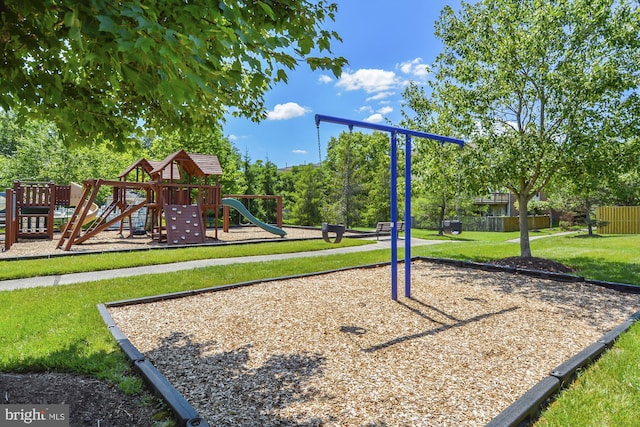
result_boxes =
[3,150,285,252]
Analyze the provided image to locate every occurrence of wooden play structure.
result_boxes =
[56,150,224,251]
[3,150,287,252]
[3,181,97,251]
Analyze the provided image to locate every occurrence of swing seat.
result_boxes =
[442,219,462,235]
[322,222,345,244]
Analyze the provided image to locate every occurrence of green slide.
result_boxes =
[222,198,287,237]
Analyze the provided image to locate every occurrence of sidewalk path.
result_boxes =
[506,230,583,243]
[0,238,446,292]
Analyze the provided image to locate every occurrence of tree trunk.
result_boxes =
[518,193,532,257]
[438,199,445,236]
[585,199,593,236]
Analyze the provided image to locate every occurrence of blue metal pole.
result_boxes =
[405,135,412,298]
[314,114,465,301]
[390,132,398,301]
[314,114,464,147]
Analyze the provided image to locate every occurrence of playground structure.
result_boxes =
[222,195,285,237]
[3,181,98,251]
[3,149,286,251]
[55,150,225,250]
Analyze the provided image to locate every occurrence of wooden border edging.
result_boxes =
[97,304,209,427]
[487,312,639,427]
[485,376,561,427]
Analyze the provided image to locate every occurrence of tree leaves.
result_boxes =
[409,0,639,256]
[0,0,347,148]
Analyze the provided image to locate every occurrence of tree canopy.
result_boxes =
[0,1,346,148]
[412,0,639,256]
[324,131,391,227]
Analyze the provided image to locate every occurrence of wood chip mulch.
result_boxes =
[108,261,640,426]
[0,226,326,258]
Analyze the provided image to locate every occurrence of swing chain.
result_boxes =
[455,148,463,219]
[316,123,330,222]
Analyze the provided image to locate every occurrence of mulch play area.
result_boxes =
[108,260,640,426]
[0,226,326,258]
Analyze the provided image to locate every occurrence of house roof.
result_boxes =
[149,150,200,180]
[147,160,180,180]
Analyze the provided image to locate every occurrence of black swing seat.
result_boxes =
[442,219,462,235]
[322,222,345,243]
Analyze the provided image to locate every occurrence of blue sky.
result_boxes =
[223,1,464,168]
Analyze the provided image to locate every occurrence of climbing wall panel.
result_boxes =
[164,204,206,245]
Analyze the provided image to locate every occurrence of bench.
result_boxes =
[375,221,404,240]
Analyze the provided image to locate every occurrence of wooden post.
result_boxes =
[223,205,230,232]
[4,189,15,251]
[47,181,55,240]
[276,195,283,228]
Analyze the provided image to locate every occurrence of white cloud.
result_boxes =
[377,106,393,115]
[364,113,384,123]
[336,69,398,93]
[292,149,307,155]
[357,105,373,114]
[267,102,311,120]
[398,57,431,78]
[366,91,395,102]
[318,74,333,84]
[227,134,239,142]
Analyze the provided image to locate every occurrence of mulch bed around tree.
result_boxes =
[489,256,575,273]
[0,372,166,426]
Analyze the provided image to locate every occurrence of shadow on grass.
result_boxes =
[570,233,605,239]
[414,233,476,242]
[567,257,640,285]
[148,332,326,426]
[8,341,129,382]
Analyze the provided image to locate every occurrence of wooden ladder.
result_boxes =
[56,180,101,251]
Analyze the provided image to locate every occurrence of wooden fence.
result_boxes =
[596,206,640,234]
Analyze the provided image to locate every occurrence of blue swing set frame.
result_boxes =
[315,114,465,300]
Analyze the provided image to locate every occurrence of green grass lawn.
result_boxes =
[0,230,638,425]
[411,231,640,285]
[0,238,373,280]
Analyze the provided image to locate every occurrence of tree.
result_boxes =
[402,82,477,233]
[0,1,346,148]
[358,132,391,226]
[323,131,391,228]
[610,171,640,206]
[148,126,244,194]
[287,164,323,226]
[0,111,139,201]
[548,134,630,235]
[257,158,279,223]
[324,131,364,228]
[0,110,21,156]
[424,0,639,257]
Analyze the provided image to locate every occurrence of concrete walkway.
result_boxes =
[0,238,446,292]
[505,230,583,243]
